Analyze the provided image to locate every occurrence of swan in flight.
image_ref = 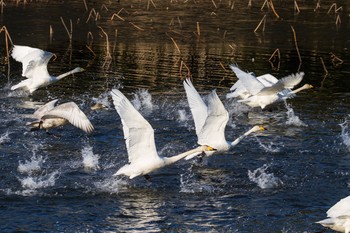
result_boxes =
[110,89,215,179]
[227,64,311,109]
[26,99,94,133]
[317,195,350,233]
[11,45,85,93]
[183,78,264,160]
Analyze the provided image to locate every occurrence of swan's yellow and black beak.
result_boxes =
[206,145,217,151]
[259,125,265,131]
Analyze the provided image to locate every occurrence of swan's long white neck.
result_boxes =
[163,146,206,165]
[230,127,257,147]
[55,68,82,81]
[291,84,312,94]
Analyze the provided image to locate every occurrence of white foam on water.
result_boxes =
[284,102,306,127]
[94,177,127,194]
[340,119,350,150]
[248,164,283,189]
[255,137,281,153]
[81,145,100,171]
[179,167,217,193]
[92,92,111,109]
[177,109,189,122]
[16,171,60,196]
[18,154,46,175]
[131,89,153,115]
[0,130,10,144]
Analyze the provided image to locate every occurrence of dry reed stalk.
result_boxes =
[335,6,343,13]
[219,62,227,71]
[97,26,112,59]
[49,25,53,42]
[177,16,182,28]
[336,14,341,25]
[268,48,280,70]
[87,31,93,46]
[248,0,252,7]
[254,14,266,33]
[294,0,300,13]
[86,45,96,57]
[112,29,118,53]
[196,22,200,37]
[230,0,235,10]
[167,34,181,54]
[211,0,217,8]
[327,3,335,14]
[86,8,99,23]
[101,4,109,11]
[268,0,279,19]
[0,26,13,81]
[314,0,320,12]
[330,52,343,67]
[147,0,156,10]
[261,0,269,10]
[82,0,88,11]
[211,12,217,16]
[180,61,191,79]
[223,30,227,39]
[110,13,125,21]
[60,17,73,41]
[129,22,144,31]
[0,0,5,14]
[320,57,328,75]
[291,26,302,64]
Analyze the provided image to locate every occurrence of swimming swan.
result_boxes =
[27,99,94,133]
[11,45,85,93]
[183,78,264,160]
[227,65,310,109]
[317,195,350,233]
[110,89,215,179]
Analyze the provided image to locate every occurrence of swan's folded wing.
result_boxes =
[198,90,228,147]
[111,89,158,163]
[42,102,94,133]
[33,99,59,119]
[229,64,265,95]
[183,78,208,136]
[257,72,304,96]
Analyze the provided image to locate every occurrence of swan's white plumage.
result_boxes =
[28,100,94,133]
[227,64,306,109]
[183,78,263,159]
[317,195,350,233]
[11,45,84,93]
[111,89,214,179]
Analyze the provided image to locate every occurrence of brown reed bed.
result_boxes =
[0,26,13,80]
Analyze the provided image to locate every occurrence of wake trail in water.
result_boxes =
[248,164,283,189]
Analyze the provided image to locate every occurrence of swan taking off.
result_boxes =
[110,89,215,179]
[227,64,312,109]
[11,45,85,93]
[183,78,264,160]
[317,195,350,233]
[27,99,94,133]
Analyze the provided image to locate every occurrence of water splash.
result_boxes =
[284,102,306,127]
[18,171,59,195]
[179,166,217,193]
[255,137,281,153]
[248,164,283,189]
[18,154,46,175]
[81,145,100,171]
[131,89,153,115]
[340,118,350,150]
[92,92,111,109]
[0,130,10,144]
[94,177,127,194]
[177,109,189,122]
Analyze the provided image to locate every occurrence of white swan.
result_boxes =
[11,45,85,93]
[317,195,350,233]
[183,78,264,160]
[227,65,311,109]
[110,89,215,179]
[27,99,94,133]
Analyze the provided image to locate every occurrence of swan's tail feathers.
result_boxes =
[184,151,203,160]
[316,218,335,228]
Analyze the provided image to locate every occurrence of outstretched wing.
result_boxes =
[42,102,94,133]
[11,45,53,80]
[327,195,350,218]
[258,72,304,96]
[111,89,158,163]
[183,78,208,136]
[198,90,229,147]
[229,64,265,95]
[33,99,59,119]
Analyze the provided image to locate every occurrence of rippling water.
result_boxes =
[0,1,350,232]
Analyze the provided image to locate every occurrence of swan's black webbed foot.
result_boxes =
[143,174,151,182]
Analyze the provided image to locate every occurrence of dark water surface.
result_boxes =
[0,1,350,232]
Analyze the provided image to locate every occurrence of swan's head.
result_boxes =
[302,84,313,89]
[202,145,217,152]
[251,125,265,133]
[72,67,86,73]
